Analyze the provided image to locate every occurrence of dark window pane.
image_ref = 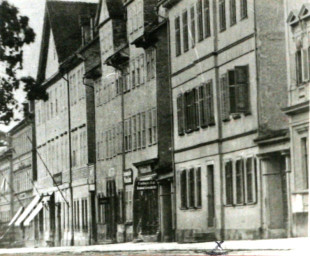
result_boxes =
[188,168,195,208]
[175,16,181,56]
[236,159,244,204]
[197,0,204,41]
[183,10,189,52]
[225,161,233,205]
[180,170,187,208]
[196,167,202,207]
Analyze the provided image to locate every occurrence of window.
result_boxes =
[195,167,202,208]
[141,112,146,148]
[180,170,187,209]
[219,0,226,31]
[177,94,185,135]
[296,50,302,85]
[240,0,247,19]
[128,119,132,151]
[137,114,141,149]
[235,159,244,204]
[131,61,136,89]
[230,0,236,26]
[124,120,128,152]
[152,108,157,143]
[140,54,145,84]
[178,83,214,135]
[190,6,196,47]
[203,0,211,37]
[148,110,153,145]
[221,65,250,120]
[82,198,88,231]
[98,196,105,224]
[151,49,156,79]
[175,16,181,56]
[245,157,256,203]
[132,116,137,150]
[303,48,309,82]
[197,0,204,41]
[182,10,189,52]
[136,58,140,86]
[225,157,257,206]
[180,167,202,210]
[207,165,215,227]
[301,137,309,189]
[225,160,233,205]
[125,189,133,222]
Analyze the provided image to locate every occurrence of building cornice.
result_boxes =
[282,101,309,116]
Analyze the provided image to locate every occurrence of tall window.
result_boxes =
[245,157,256,203]
[225,160,233,205]
[303,48,309,82]
[180,170,187,209]
[240,0,247,19]
[219,0,226,31]
[177,94,185,135]
[235,159,244,204]
[203,0,211,37]
[190,6,196,47]
[188,168,195,208]
[230,0,236,26]
[141,112,146,148]
[197,0,204,41]
[175,16,181,56]
[221,65,250,120]
[140,54,145,84]
[182,10,189,52]
[301,137,309,189]
[132,116,137,150]
[195,167,202,208]
[296,50,302,85]
[98,196,105,224]
[137,114,141,149]
[82,198,88,231]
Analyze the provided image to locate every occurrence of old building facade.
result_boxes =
[95,0,173,243]
[284,2,309,237]
[163,0,294,242]
[33,0,97,246]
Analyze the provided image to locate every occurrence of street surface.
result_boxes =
[0,237,308,256]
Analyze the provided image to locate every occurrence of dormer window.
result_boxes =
[80,15,95,46]
[287,10,299,26]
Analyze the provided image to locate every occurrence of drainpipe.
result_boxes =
[212,0,224,241]
[61,73,74,246]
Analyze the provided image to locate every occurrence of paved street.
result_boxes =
[0,238,308,256]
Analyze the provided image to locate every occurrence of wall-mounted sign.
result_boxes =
[108,168,115,177]
[136,180,157,191]
[123,169,133,185]
[139,165,152,175]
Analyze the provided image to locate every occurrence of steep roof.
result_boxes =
[37,0,98,83]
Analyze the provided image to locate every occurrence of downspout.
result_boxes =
[166,17,177,242]
[61,73,74,246]
[212,0,224,240]
[253,0,264,239]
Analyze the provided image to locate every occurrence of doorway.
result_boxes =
[159,179,173,241]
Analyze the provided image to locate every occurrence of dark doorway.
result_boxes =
[106,180,117,241]
[133,179,158,238]
[159,180,173,241]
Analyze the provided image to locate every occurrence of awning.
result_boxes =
[15,195,41,226]
[23,202,43,226]
[8,207,24,226]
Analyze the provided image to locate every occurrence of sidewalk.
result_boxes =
[0,237,308,255]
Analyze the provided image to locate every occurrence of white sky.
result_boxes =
[0,0,98,132]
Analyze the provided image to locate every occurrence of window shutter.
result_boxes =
[175,16,181,56]
[204,0,211,38]
[193,88,200,130]
[206,81,215,125]
[185,91,191,132]
[235,65,250,114]
[140,54,145,84]
[197,0,203,42]
[220,74,230,121]
[180,170,187,208]
[303,49,309,81]
[177,94,185,135]
[199,85,208,127]
[190,89,197,131]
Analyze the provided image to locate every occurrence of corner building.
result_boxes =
[34,1,97,246]
[164,0,292,242]
[95,0,173,243]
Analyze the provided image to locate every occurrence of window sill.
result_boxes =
[219,28,226,33]
[240,16,248,21]
[230,22,237,27]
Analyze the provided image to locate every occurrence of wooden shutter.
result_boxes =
[206,80,215,125]
[220,74,230,121]
[180,170,187,209]
[185,91,191,132]
[190,6,196,47]
[175,16,181,56]
[193,88,200,130]
[177,94,185,136]
[197,0,204,41]
[199,85,208,127]
[303,49,309,81]
[235,65,250,114]
[182,10,189,52]
[204,0,211,37]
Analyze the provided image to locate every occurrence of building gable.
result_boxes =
[299,3,310,20]
[45,30,59,79]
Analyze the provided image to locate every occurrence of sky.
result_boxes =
[0,0,98,132]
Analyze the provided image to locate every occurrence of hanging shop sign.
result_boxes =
[123,169,133,185]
